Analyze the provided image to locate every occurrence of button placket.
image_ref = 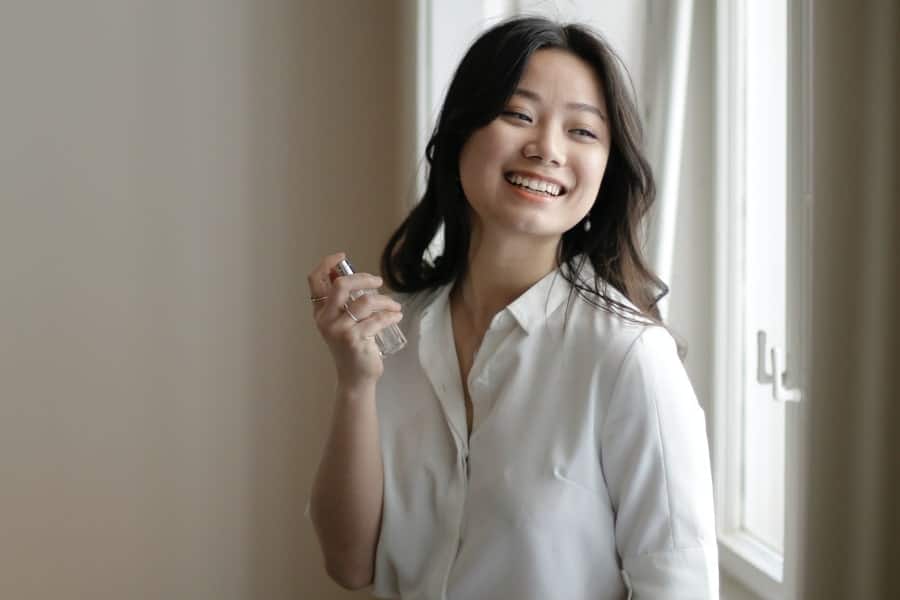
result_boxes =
[467,314,520,431]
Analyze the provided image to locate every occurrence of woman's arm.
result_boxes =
[600,326,719,599]
[306,253,403,589]
[309,381,383,589]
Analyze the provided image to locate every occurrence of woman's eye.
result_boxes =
[571,128,598,139]
[502,111,532,122]
[500,111,597,139]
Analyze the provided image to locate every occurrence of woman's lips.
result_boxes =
[505,178,565,203]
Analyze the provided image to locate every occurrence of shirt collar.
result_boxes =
[504,267,572,334]
[419,259,591,337]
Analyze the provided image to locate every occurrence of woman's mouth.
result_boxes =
[504,172,567,198]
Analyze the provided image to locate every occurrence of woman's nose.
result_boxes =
[523,127,564,166]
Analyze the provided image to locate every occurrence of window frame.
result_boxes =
[713,0,783,594]
[713,0,812,598]
[712,0,786,592]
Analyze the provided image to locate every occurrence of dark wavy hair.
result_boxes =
[381,16,673,337]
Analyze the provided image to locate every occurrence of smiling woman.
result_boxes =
[383,18,667,328]
[307,15,718,600]
[458,49,610,242]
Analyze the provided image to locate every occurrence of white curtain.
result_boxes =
[641,0,694,320]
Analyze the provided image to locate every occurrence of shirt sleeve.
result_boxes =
[600,326,719,599]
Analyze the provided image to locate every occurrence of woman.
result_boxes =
[308,16,718,599]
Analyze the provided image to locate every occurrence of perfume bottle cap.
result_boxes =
[335,259,355,277]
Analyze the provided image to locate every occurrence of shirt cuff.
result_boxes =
[620,543,719,599]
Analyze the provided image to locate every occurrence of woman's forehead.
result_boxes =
[516,49,607,108]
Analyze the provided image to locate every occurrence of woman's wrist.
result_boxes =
[336,379,378,402]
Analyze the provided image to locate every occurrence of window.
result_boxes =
[714,0,811,598]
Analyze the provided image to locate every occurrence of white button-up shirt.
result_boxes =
[369,266,718,599]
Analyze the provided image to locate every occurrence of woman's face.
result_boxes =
[458,48,611,244]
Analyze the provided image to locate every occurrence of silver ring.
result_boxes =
[344,304,360,322]
[310,295,328,303]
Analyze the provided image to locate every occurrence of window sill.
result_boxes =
[718,531,783,600]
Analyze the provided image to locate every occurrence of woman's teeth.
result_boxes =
[505,173,563,196]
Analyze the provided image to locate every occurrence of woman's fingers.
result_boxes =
[307,251,346,307]
[308,254,401,366]
[307,253,400,381]
[342,293,402,322]
[320,273,385,319]
[354,310,404,339]
[330,292,401,336]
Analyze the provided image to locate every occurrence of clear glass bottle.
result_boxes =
[335,258,406,357]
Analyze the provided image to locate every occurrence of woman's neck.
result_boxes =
[450,232,559,333]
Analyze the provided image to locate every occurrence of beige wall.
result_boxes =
[803,0,899,597]
[0,2,412,598]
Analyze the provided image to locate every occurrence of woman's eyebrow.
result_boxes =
[512,87,607,120]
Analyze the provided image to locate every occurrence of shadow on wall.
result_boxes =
[242,3,408,599]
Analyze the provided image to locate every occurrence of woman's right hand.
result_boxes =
[307,252,404,388]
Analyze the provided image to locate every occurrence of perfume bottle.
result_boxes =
[335,258,407,357]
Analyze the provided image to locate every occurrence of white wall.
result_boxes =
[0,2,413,598]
